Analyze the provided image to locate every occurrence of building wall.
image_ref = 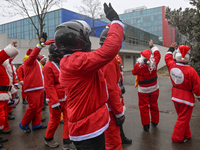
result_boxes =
[0,33,167,71]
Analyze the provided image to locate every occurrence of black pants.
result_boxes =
[73,133,105,150]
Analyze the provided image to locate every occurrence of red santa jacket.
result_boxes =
[0,44,19,101]
[17,64,24,84]
[59,21,124,141]
[132,46,161,93]
[42,61,66,108]
[101,58,124,118]
[165,51,200,107]
[23,46,44,92]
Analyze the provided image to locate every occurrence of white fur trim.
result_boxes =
[20,81,24,84]
[4,44,19,58]
[151,46,159,53]
[40,56,47,62]
[0,93,12,101]
[11,85,17,94]
[111,20,124,29]
[138,83,159,93]
[2,59,13,86]
[51,102,60,108]
[0,126,4,130]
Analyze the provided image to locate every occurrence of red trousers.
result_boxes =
[45,101,69,140]
[21,89,44,129]
[0,101,9,130]
[138,89,159,125]
[104,111,122,150]
[21,85,26,99]
[172,102,193,143]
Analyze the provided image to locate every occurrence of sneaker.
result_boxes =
[22,99,28,104]
[0,137,8,143]
[19,124,31,133]
[8,113,15,120]
[45,140,59,148]
[62,142,77,150]
[0,143,7,150]
[151,122,158,127]
[32,125,47,130]
[1,129,12,134]
[143,124,150,132]
[182,137,187,143]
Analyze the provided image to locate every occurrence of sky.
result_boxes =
[0,0,192,25]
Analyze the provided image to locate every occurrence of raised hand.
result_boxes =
[103,3,119,21]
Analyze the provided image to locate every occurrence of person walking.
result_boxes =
[132,39,161,132]
[165,42,200,143]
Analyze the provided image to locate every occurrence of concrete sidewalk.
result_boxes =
[2,71,200,150]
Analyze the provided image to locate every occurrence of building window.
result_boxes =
[126,55,131,59]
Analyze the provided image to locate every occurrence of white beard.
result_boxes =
[136,55,156,73]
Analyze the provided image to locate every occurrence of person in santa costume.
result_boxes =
[40,55,47,66]
[165,42,200,143]
[100,26,125,150]
[0,40,19,150]
[55,3,124,149]
[39,54,48,111]
[132,39,161,132]
[5,58,20,121]
[17,62,28,104]
[19,32,47,133]
[115,54,132,144]
[43,39,76,150]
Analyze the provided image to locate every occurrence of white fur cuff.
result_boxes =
[151,46,159,53]
[4,44,19,58]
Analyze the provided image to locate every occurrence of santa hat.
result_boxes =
[177,45,191,60]
[44,39,55,45]
[141,49,151,62]
[40,55,47,62]
[26,48,33,55]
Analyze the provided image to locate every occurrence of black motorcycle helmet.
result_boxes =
[48,44,62,58]
[99,26,126,46]
[99,28,109,46]
[54,20,91,53]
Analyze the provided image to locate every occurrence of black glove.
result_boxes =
[116,115,125,126]
[39,32,47,47]
[104,3,119,21]
[121,86,125,95]
[167,47,175,53]
[53,105,61,111]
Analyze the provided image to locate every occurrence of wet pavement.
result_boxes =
[2,71,200,150]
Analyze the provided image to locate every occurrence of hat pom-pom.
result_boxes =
[147,61,150,64]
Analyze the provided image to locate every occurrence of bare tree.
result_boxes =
[76,0,103,36]
[1,0,66,39]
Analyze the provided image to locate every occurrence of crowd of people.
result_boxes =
[0,2,200,150]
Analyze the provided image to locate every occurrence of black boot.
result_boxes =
[151,122,158,127]
[8,112,15,120]
[143,124,150,132]
[120,124,132,144]
[22,99,28,104]
[0,143,7,150]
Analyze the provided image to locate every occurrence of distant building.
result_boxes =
[0,8,167,71]
[101,6,185,47]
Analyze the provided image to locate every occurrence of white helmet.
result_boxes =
[175,45,191,63]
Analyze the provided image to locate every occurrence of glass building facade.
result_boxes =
[101,6,184,47]
[0,8,159,50]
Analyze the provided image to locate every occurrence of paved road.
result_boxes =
[2,71,200,150]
